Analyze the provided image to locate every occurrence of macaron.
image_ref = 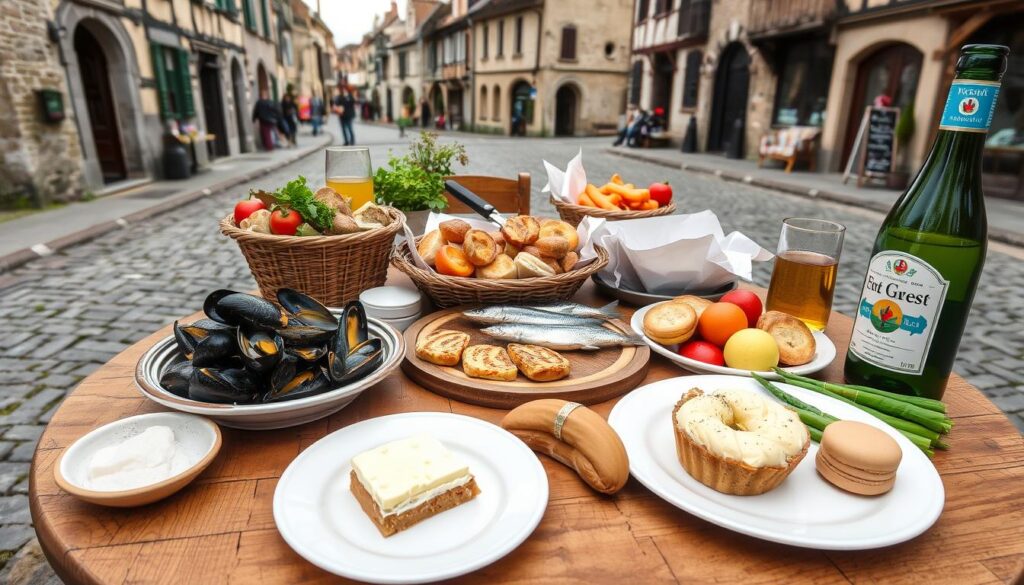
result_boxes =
[816,420,902,496]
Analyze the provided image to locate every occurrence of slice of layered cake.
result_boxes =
[350,434,481,537]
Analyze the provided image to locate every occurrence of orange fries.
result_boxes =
[576,174,662,211]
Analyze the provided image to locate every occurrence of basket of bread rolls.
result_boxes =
[551,173,676,227]
[392,215,609,308]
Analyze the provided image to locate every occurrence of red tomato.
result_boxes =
[720,290,764,328]
[697,302,748,347]
[648,182,673,206]
[234,199,266,224]
[678,340,726,366]
[269,208,303,235]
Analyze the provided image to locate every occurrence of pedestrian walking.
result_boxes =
[310,92,325,136]
[333,84,357,145]
[420,97,431,128]
[280,92,299,147]
[251,89,278,151]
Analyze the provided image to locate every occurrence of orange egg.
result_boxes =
[697,302,749,347]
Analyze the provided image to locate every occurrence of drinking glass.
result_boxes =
[325,147,373,210]
[765,218,846,331]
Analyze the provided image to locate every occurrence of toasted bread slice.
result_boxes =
[757,311,816,366]
[507,344,571,382]
[462,345,518,381]
[415,329,471,366]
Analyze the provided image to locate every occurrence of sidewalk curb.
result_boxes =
[606,148,1024,248]
[0,136,334,274]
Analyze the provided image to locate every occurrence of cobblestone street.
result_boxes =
[1,123,1022,579]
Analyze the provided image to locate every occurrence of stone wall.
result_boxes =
[0,0,84,205]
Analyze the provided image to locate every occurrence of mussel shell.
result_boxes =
[173,321,197,359]
[263,367,333,403]
[277,288,338,331]
[327,338,383,384]
[278,325,333,346]
[159,361,194,398]
[269,353,300,393]
[342,301,369,349]
[236,326,284,373]
[206,291,287,330]
[189,367,259,404]
[191,331,239,368]
[289,345,328,362]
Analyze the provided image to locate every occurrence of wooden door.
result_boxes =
[651,52,674,126]
[74,27,126,183]
[841,43,922,167]
[198,53,229,158]
[231,59,248,153]
[555,85,578,136]
[708,43,750,152]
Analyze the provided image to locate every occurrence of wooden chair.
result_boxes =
[444,173,531,215]
[758,127,821,173]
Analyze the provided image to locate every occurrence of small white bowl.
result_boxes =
[54,412,221,507]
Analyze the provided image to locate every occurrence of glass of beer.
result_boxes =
[765,218,845,331]
[325,147,374,210]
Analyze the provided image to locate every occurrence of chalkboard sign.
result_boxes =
[842,106,901,187]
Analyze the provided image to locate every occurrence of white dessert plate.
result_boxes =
[631,302,836,379]
[608,375,944,550]
[273,412,548,584]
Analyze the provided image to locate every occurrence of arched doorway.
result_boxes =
[708,42,750,153]
[511,81,534,136]
[198,51,229,158]
[651,52,674,125]
[74,25,126,183]
[231,58,249,153]
[256,62,269,98]
[841,43,923,167]
[401,86,415,119]
[555,84,580,136]
[429,83,445,118]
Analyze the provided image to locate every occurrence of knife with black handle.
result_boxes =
[444,179,508,228]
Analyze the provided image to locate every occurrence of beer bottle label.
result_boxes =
[849,252,949,375]
[938,80,1000,133]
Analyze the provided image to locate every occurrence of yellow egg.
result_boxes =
[723,328,780,371]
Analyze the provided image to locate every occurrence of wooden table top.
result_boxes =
[30,274,1024,584]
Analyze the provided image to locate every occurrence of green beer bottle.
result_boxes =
[844,44,1009,400]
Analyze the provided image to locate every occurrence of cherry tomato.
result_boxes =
[697,302,749,347]
[678,340,725,366]
[648,182,673,206]
[270,208,303,235]
[234,199,266,224]
[434,245,475,277]
[720,290,764,328]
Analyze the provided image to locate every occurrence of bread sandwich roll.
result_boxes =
[514,252,556,278]
[507,344,571,381]
[462,345,518,381]
[415,329,470,366]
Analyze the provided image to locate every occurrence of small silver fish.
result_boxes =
[481,323,644,351]
[463,306,603,327]
[518,301,621,321]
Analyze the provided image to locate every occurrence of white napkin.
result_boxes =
[542,150,588,204]
[577,211,773,294]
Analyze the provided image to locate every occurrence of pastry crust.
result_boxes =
[351,470,480,537]
[756,311,816,366]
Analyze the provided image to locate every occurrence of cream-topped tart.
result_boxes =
[672,388,809,495]
[350,434,480,536]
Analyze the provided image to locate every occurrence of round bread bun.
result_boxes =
[535,236,570,259]
[502,215,541,247]
[476,254,517,279]
[462,229,499,266]
[490,231,506,255]
[439,219,471,244]
[514,252,556,278]
[560,251,579,272]
[643,302,697,345]
[539,220,580,250]
[417,230,445,266]
[671,295,713,320]
[756,311,816,366]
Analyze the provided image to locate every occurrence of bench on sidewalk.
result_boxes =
[758,126,820,173]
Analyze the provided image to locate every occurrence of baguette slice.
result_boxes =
[507,344,571,382]
[462,345,518,381]
[415,329,471,366]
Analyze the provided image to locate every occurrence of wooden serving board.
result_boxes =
[402,307,651,409]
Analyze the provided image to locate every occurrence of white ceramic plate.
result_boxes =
[631,303,836,379]
[608,375,944,550]
[273,412,548,584]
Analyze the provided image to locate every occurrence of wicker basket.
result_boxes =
[392,237,609,308]
[220,207,405,306]
[551,196,676,227]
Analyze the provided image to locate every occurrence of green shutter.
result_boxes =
[242,0,256,30]
[150,43,171,120]
[260,0,270,38]
[225,0,237,14]
[177,49,195,118]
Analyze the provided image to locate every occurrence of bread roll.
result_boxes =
[462,229,498,266]
[439,219,471,244]
[671,295,713,320]
[534,236,570,259]
[757,311,816,366]
[560,251,579,272]
[501,216,540,247]
[476,254,517,279]
[539,220,580,250]
[643,302,697,345]
[417,230,445,266]
[514,252,556,278]
[501,399,629,494]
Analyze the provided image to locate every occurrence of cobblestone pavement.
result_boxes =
[0,122,1022,580]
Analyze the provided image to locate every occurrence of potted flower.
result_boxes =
[373,131,468,234]
[888,101,915,190]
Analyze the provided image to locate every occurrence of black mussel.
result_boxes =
[206,291,287,330]
[342,301,369,349]
[237,326,284,373]
[289,345,328,362]
[175,319,235,360]
[189,367,259,404]
[191,330,239,368]
[269,353,300,393]
[159,361,194,398]
[278,325,333,346]
[263,367,333,403]
[173,321,198,359]
[188,318,233,332]
[277,288,338,331]
[328,338,383,384]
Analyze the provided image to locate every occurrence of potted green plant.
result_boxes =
[888,101,915,190]
[373,131,468,234]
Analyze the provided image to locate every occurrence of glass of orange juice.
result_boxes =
[325,146,373,210]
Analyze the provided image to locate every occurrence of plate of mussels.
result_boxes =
[135,289,405,430]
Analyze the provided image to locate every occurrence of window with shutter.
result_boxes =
[260,0,271,38]
[629,60,643,105]
[682,50,701,108]
[560,26,576,61]
[637,0,650,23]
[242,0,256,31]
[482,24,489,59]
[176,49,195,118]
[514,16,523,55]
[150,43,172,120]
[497,20,504,57]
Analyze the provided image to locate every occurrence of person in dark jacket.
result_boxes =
[251,89,277,151]
[310,93,324,136]
[332,84,357,145]
[280,92,298,147]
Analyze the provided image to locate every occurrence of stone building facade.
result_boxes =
[0,0,84,205]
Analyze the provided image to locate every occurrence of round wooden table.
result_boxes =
[30,275,1024,584]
